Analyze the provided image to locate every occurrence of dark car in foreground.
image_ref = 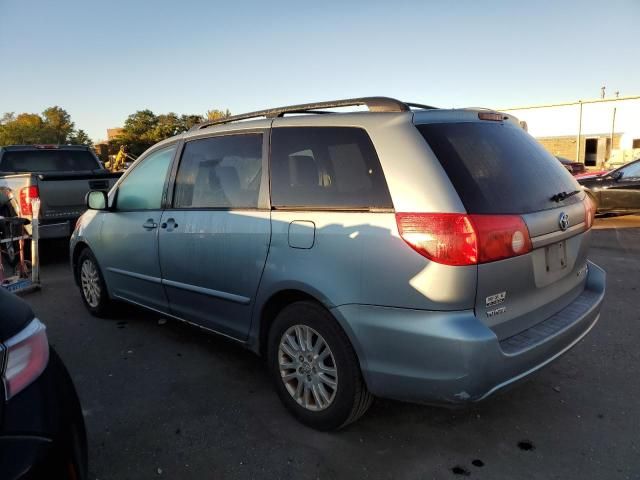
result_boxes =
[557,156,587,175]
[0,288,87,479]
[578,158,640,214]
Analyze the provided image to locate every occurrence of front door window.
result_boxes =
[117,145,176,210]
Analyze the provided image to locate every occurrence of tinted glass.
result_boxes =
[117,145,175,210]
[417,122,582,214]
[0,149,100,172]
[174,134,262,208]
[270,127,392,209]
[619,161,640,179]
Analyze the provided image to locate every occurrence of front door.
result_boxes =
[99,144,177,312]
[600,161,640,212]
[158,132,270,339]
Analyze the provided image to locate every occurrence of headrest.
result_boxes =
[290,155,318,187]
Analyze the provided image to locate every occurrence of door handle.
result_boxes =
[142,219,158,230]
[160,218,179,231]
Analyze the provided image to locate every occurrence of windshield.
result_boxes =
[0,149,101,173]
[417,122,583,214]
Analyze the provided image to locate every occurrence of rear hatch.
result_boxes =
[417,119,593,340]
[0,148,119,220]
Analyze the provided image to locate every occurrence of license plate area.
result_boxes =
[545,241,567,272]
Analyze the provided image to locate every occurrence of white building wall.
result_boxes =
[501,97,640,148]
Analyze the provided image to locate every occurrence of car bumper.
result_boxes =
[0,435,52,479]
[332,261,606,405]
[36,219,76,239]
[0,348,86,479]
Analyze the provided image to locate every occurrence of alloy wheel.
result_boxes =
[80,259,101,308]
[278,324,338,411]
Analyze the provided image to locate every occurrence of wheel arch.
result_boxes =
[71,241,91,286]
[256,289,321,357]
[253,287,370,385]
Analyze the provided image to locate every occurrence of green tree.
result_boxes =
[0,113,47,145]
[122,109,158,138]
[1,112,16,124]
[206,109,231,121]
[110,109,229,156]
[42,106,74,143]
[0,107,90,146]
[68,129,93,146]
[179,114,204,131]
[153,113,182,140]
[111,110,159,155]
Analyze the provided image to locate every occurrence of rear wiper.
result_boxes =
[550,189,581,202]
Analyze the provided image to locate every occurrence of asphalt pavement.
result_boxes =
[23,216,640,480]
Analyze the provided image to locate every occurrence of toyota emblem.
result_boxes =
[559,212,569,231]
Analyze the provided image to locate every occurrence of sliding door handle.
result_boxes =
[142,219,158,230]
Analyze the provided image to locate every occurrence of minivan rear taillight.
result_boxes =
[19,185,39,216]
[396,213,532,266]
[2,319,49,400]
[470,214,532,263]
[584,195,595,230]
[396,213,477,266]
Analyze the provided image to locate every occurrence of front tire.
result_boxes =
[267,301,373,431]
[76,248,113,317]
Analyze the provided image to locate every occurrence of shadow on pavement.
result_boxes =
[38,238,71,265]
[593,214,640,230]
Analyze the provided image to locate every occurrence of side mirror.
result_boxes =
[86,190,108,210]
[611,171,623,181]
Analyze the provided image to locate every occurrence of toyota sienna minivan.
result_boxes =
[71,97,605,430]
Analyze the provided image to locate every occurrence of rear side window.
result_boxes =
[0,149,100,172]
[173,134,262,208]
[270,127,393,209]
[417,122,582,214]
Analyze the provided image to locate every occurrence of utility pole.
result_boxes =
[576,101,583,162]
[609,107,617,164]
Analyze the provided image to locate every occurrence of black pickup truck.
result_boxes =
[0,145,121,239]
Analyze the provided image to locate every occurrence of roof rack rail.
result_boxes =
[189,97,436,131]
[405,102,438,110]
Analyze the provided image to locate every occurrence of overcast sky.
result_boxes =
[1,0,638,141]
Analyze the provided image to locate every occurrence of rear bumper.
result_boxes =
[0,348,86,479]
[0,435,51,479]
[332,261,606,405]
[35,219,75,239]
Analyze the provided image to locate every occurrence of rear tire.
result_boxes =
[267,301,373,431]
[76,248,114,318]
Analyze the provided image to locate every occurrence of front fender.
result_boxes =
[69,210,102,284]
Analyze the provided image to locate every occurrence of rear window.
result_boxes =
[270,127,393,209]
[0,149,100,173]
[417,122,582,214]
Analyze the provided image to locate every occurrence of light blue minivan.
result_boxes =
[71,97,605,430]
